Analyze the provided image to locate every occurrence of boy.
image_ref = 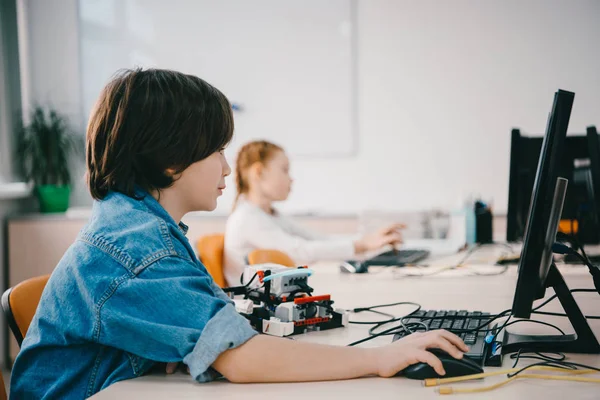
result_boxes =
[11,68,467,399]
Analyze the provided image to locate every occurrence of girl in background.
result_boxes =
[224,140,404,286]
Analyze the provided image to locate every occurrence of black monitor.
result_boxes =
[586,126,600,243]
[503,90,600,354]
[507,130,600,244]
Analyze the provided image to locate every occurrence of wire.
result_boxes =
[533,310,600,320]
[397,243,513,278]
[346,285,597,351]
[501,319,565,335]
[435,372,600,395]
[424,365,597,387]
[507,361,575,377]
[347,302,422,325]
[510,349,566,368]
[346,303,423,346]
[530,288,600,319]
[532,288,597,312]
[427,346,600,394]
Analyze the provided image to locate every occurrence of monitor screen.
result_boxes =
[511,89,574,318]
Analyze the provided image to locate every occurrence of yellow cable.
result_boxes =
[438,366,600,394]
[437,371,600,395]
[424,365,575,387]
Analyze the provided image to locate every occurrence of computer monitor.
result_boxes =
[507,130,599,244]
[503,90,600,354]
[586,126,600,243]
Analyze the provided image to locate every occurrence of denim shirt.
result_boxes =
[10,189,258,399]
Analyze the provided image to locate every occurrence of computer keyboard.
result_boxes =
[392,309,501,366]
[365,249,430,267]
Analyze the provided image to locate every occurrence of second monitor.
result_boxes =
[507,127,600,244]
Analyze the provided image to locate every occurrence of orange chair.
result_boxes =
[2,274,50,347]
[0,372,6,400]
[196,234,227,288]
[247,249,296,267]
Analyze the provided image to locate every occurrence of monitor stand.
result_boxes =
[502,262,600,354]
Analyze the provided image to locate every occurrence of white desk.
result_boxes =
[91,260,600,399]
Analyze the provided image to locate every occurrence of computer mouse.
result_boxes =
[402,349,483,380]
[339,260,369,274]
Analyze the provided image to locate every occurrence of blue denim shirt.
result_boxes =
[10,189,258,399]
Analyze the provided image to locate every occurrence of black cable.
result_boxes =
[348,311,396,325]
[365,309,396,319]
[553,241,600,295]
[507,361,575,377]
[501,319,565,335]
[346,284,596,347]
[347,323,405,346]
[533,310,600,320]
[551,361,600,373]
[510,349,566,368]
[532,288,597,312]
[368,305,424,336]
[352,301,421,313]
[347,304,423,346]
[347,302,422,325]
[508,355,600,378]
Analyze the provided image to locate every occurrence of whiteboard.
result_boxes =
[78,0,356,157]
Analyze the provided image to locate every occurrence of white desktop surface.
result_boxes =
[91,257,600,399]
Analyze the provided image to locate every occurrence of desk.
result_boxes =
[91,260,600,399]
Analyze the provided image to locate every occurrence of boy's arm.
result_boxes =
[213,329,468,383]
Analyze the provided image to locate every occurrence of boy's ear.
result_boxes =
[165,167,180,178]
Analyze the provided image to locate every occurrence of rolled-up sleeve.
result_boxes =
[99,256,258,382]
[184,303,257,382]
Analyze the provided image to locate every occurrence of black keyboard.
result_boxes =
[392,309,500,366]
[365,249,430,267]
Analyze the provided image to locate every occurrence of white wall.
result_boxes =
[19,0,600,215]
[20,0,89,206]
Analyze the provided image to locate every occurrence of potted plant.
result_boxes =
[16,106,83,213]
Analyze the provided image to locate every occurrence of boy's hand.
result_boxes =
[354,223,405,254]
[166,362,189,374]
[374,330,469,378]
[166,362,178,374]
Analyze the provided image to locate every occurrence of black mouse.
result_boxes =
[402,349,483,380]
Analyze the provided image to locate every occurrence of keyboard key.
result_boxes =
[430,319,442,329]
[451,320,465,330]
[467,320,480,330]
[441,320,453,330]
[464,335,477,345]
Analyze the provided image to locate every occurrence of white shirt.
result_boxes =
[223,200,355,286]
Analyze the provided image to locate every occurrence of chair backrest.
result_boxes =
[0,372,6,400]
[196,234,227,288]
[1,274,51,347]
[247,249,296,267]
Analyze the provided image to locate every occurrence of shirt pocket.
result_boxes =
[126,352,156,376]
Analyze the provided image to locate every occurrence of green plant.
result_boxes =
[16,106,83,186]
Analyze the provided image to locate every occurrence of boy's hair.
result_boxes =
[233,140,283,209]
[86,68,233,200]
